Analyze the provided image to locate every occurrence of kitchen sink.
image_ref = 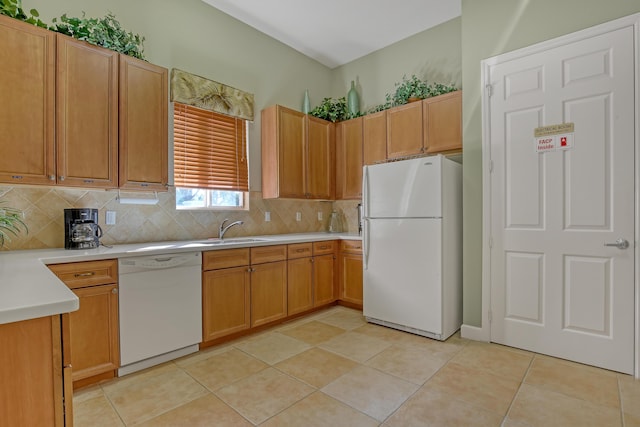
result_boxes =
[179,238,271,248]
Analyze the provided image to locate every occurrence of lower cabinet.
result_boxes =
[0,315,71,427]
[202,249,251,341]
[250,260,287,327]
[49,259,120,389]
[287,241,336,316]
[339,240,363,308]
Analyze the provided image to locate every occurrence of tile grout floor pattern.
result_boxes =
[74,306,640,426]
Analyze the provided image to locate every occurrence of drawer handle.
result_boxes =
[296,248,308,253]
[74,272,96,278]
[318,245,329,249]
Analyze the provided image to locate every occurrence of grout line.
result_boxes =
[500,351,536,425]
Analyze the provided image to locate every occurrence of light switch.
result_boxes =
[318,211,323,221]
[265,211,271,222]
[105,211,116,225]
[296,212,301,221]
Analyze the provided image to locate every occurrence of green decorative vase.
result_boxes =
[302,89,311,114]
[347,81,359,116]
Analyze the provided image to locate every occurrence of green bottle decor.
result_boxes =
[302,89,311,114]
[347,80,359,116]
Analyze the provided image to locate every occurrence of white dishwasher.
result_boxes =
[118,252,202,376]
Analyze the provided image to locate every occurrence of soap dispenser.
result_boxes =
[328,210,343,233]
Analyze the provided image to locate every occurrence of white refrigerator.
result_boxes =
[362,155,462,340]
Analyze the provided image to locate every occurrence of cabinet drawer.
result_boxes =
[340,240,362,254]
[288,243,312,259]
[48,259,118,289]
[203,248,250,270]
[251,245,286,264]
[313,240,336,255]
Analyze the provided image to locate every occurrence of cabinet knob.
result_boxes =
[59,175,65,181]
[112,288,118,294]
[48,175,55,181]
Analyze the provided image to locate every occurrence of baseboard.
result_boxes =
[461,324,490,342]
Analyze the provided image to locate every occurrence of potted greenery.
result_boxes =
[309,97,349,122]
[0,201,27,247]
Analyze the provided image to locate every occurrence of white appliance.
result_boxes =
[118,252,202,376]
[362,155,462,340]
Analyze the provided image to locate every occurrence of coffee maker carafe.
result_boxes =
[64,208,102,249]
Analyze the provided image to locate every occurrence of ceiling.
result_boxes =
[201,0,461,69]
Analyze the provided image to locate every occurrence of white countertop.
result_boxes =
[0,232,361,325]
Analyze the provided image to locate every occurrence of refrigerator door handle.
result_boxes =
[362,166,370,218]
[363,218,370,270]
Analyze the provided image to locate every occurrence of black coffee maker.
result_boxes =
[64,208,102,249]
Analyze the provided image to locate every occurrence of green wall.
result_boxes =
[461,0,640,326]
[331,18,462,110]
[25,0,334,190]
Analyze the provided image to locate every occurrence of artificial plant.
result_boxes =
[0,201,27,247]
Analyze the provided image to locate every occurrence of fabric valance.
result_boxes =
[170,68,254,121]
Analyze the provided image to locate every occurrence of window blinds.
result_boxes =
[173,103,248,192]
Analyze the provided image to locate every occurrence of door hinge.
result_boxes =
[485,84,493,97]
[489,237,493,249]
[489,160,493,172]
[488,310,493,323]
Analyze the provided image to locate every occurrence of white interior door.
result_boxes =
[487,25,635,374]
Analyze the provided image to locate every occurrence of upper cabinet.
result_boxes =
[119,56,168,191]
[423,90,462,154]
[362,111,387,166]
[0,15,56,185]
[0,15,168,190]
[56,34,118,188]
[336,117,363,200]
[386,101,424,159]
[262,105,335,199]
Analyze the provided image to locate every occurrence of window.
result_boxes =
[173,103,249,210]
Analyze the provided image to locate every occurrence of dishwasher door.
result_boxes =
[118,252,202,369]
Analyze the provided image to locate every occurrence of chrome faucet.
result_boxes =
[219,218,244,239]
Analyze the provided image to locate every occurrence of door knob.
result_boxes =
[604,238,629,249]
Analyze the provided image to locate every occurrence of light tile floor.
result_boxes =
[74,306,640,426]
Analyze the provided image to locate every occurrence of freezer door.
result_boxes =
[363,218,442,334]
[363,156,442,218]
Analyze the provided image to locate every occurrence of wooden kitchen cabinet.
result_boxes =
[313,241,337,306]
[262,105,335,199]
[0,15,56,186]
[336,117,363,200]
[306,115,336,199]
[287,241,336,315]
[49,259,120,389]
[202,249,251,341]
[338,240,363,308]
[250,245,287,327]
[424,90,462,154]
[0,315,71,427]
[119,55,168,191]
[363,111,387,165]
[386,101,424,159]
[287,243,314,315]
[56,34,118,188]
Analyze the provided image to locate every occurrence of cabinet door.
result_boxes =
[287,257,313,315]
[203,266,251,341]
[56,34,118,188]
[424,91,462,154]
[262,105,305,198]
[363,111,387,165]
[306,115,335,199]
[0,15,55,185]
[336,117,363,200]
[0,316,65,427]
[119,55,168,191]
[68,284,120,383]
[340,252,363,306]
[314,253,336,307]
[251,261,287,327]
[386,102,423,159]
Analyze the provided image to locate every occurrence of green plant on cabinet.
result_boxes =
[0,201,27,247]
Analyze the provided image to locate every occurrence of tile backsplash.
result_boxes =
[0,186,360,250]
